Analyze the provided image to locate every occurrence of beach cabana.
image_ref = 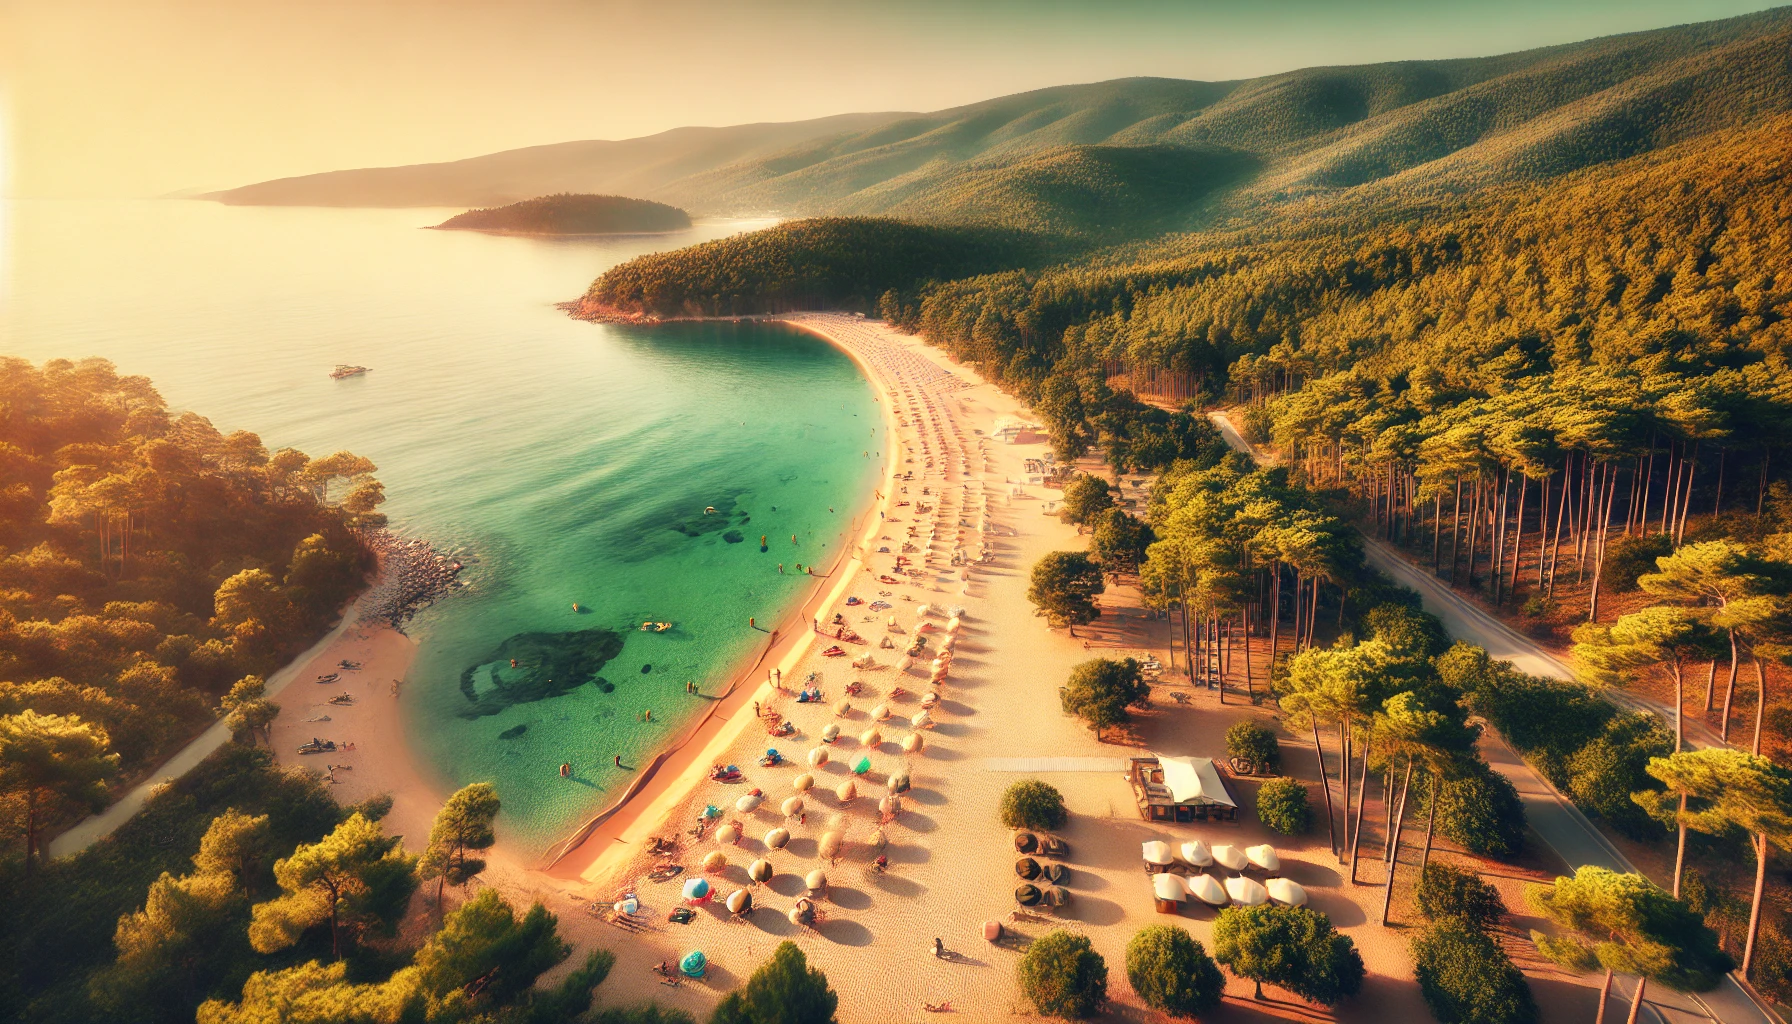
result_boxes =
[1128,755,1239,823]
[1187,874,1228,906]
[859,727,882,748]
[1142,841,1175,872]
[834,699,851,717]
[680,951,707,978]
[1042,836,1069,858]
[1179,840,1213,867]
[765,827,790,850]
[1042,863,1067,884]
[820,723,840,743]
[614,896,639,915]
[983,920,1004,942]
[1245,844,1280,872]
[806,869,827,893]
[1225,876,1269,906]
[818,831,843,860]
[872,703,891,722]
[1015,856,1041,880]
[1212,844,1248,872]
[1266,878,1308,906]
[1153,871,1187,913]
[911,710,933,729]
[879,794,901,816]
[748,859,774,883]
[887,771,911,794]
[793,773,815,792]
[681,877,711,903]
[790,899,815,926]
[1014,883,1042,906]
[1046,886,1071,907]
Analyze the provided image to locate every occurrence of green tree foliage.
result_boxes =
[1254,777,1313,835]
[0,358,378,789]
[0,709,118,868]
[419,782,501,910]
[1416,863,1508,931]
[1059,474,1115,527]
[585,218,1049,318]
[1406,758,1528,857]
[1028,551,1105,634]
[218,675,278,748]
[709,941,838,1024]
[190,808,272,891]
[1124,924,1223,1017]
[411,888,574,1010]
[1411,921,1539,1024]
[999,780,1068,832]
[1529,866,1733,1019]
[1212,903,1365,1004]
[249,812,418,959]
[436,193,691,234]
[91,867,245,1015]
[1564,712,1672,839]
[1017,929,1108,1020]
[1058,657,1148,739]
[1225,720,1281,772]
[1089,508,1153,574]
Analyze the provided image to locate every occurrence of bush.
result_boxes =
[1410,760,1527,857]
[1411,922,1538,1024]
[1212,904,1364,1005]
[1000,780,1068,832]
[1364,602,1449,659]
[1255,777,1313,835]
[1225,720,1281,772]
[1566,712,1672,840]
[710,941,837,1024]
[1603,533,1674,593]
[1125,925,1224,1017]
[1028,551,1105,633]
[1440,644,1613,783]
[1060,474,1116,527]
[1018,930,1108,1019]
[1415,864,1507,930]
[1060,658,1149,739]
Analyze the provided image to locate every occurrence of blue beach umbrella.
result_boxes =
[680,950,707,977]
[681,877,711,901]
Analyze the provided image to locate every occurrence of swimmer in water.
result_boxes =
[560,763,571,778]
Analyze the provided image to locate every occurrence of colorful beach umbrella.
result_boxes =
[764,827,790,849]
[679,951,706,977]
[681,877,711,901]
[851,754,871,774]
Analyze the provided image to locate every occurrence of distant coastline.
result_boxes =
[433,193,691,235]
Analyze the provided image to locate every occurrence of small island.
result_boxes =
[432,193,691,235]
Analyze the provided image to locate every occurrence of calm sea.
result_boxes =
[0,200,881,851]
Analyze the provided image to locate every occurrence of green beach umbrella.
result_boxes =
[852,754,872,774]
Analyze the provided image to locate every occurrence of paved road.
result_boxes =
[1207,411,1777,1024]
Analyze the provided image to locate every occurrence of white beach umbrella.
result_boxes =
[1212,844,1248,871]
[715,823,741,845]
[781,796,804,817]
[834,699,852,716]
[871,703,891,721]
[1152,872,1187,902]
[805,869,827,891]
[735,793,763,813]
[748,859,774,883]
[818,831,843,859]
[765,827,790,850]
[793,773,815,792]
[1245,844,1280,872]
[702,850,728,871]
[1142,841,1175,867]
[902,732,925,754]
[808,747,829,767]
[859,727,882,748]
[1178,840,1213,867]
[910,710,933,729]
[1225,875,1269,906]
[726,888,752,914]
[1266,878,1308,906]
[835,778,858,801]
[1186,874,1228,906]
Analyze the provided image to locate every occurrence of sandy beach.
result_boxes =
[272,314,1619,1023]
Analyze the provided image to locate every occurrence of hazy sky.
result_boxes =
[1,0,1782,198]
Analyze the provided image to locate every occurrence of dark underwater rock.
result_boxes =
[457,628,626,719]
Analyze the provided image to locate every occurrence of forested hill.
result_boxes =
[211,6,1792,236]
[432,193,691,234]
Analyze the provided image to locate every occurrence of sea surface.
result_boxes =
[0,199,882,852]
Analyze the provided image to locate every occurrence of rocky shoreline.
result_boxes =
[554,300,779,326]
[358,531,471,631]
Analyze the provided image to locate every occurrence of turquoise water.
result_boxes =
[0,200,882,851]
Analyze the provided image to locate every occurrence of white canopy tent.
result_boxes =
[1155,755,1237,808]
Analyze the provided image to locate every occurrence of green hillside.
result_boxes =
[432,193,690,234]
[210,6,1792,240]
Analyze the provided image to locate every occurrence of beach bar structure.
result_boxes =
[1128,755,1238,823]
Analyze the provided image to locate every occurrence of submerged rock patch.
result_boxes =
[457,628,626,718]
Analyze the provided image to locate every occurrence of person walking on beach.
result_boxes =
[753,701,761,718]
[614,754,624,768]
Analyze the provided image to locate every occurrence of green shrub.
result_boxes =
[1060,658,1149,739]
[1364,602,1449,659]
[1000,780,1068,832]
[1410,760,1528,857]
[1212,904,1364,1005]
[1060,474,1116,527]
[710,941,837,1024]
[1566,712,1672,840]
[1411,921,1538,1024]
[1225,720,1281,772]
[1124,925,1224,1017]
[1415,864,1507,930]
[1018,930,1108,1019]
[1255,777,1313,835]
[1603,533,1674,593]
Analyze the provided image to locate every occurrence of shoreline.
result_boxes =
[538,313,901,880]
